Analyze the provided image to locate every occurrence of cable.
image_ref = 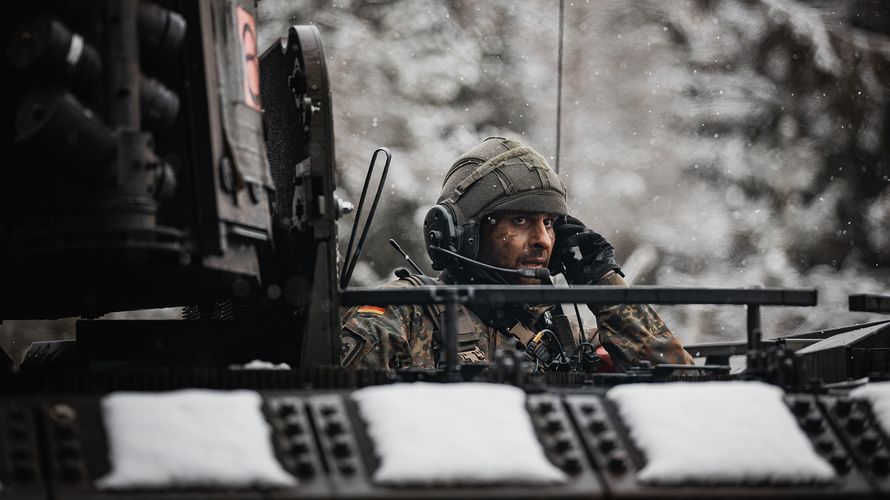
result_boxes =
[578,342,595,355]
[340,147,392,289]
[540,328,568,361]
[577,341,595,363]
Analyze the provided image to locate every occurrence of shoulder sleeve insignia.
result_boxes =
[341,328,371,367]
[356,305,386,316]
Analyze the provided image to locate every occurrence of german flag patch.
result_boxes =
[356,305,386,316]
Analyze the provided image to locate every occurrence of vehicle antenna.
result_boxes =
[388,239,426,276]
[555,0,566,174]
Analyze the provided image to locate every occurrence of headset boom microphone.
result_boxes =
[429,246,551,280]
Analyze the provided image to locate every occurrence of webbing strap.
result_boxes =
[506,321,537,347]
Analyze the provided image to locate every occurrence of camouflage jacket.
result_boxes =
[340,271,694,371]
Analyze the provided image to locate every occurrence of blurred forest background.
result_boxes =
[260,0,890,343]
[3,0,889,362]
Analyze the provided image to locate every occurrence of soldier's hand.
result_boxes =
[551,215,623,285]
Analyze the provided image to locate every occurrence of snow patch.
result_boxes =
[96,390,296,490]
[607,381,835,484]
[229,360,292,370]
[352,382,566,485]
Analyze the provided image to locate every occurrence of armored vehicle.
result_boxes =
[1,1,890,498]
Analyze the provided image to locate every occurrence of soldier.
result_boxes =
[341,137,694,371]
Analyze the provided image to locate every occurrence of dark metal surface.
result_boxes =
[441,288,461,379]
[0,0,283,318]
[293,24,341,367]
[850,294,890,314]
[2,2,341,373]
[745,305,764,374]
[685,320,890,361]
[74,320,283,369]
[260,25,341,367]
[685,338,821,358]
[340,285,818,307]
[819,393,890,493]
[797,323,890,383]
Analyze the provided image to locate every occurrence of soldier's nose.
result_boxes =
[529,220,553,249]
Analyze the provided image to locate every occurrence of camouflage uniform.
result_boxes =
[341,270,694,370]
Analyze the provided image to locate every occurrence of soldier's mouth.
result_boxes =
[521,259,546,267]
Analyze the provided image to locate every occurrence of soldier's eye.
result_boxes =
[512,216,527,225]
[543,218,554,228]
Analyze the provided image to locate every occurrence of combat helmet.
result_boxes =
[423,137,567,272]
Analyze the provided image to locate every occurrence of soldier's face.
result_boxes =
[478,211,556,285]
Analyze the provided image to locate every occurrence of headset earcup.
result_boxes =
[423,204,459,270]
[424,203,482,269]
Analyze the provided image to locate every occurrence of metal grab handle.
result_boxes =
[340,147,392,289]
